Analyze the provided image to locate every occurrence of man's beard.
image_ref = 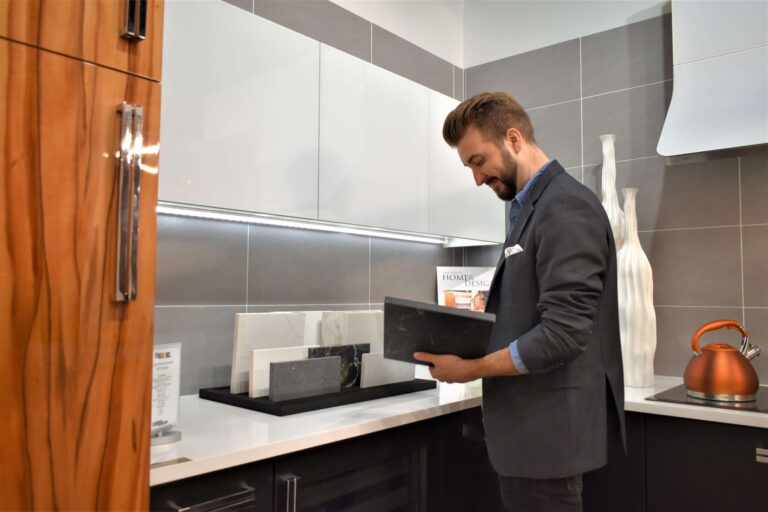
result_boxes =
[487,148,518,201]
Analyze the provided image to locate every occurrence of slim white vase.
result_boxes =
[600,134,625,250]
[617,188,656,388]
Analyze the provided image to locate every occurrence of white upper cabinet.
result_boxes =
[160,0,320,218]
[318,44,430,233]
[428,92,505,243]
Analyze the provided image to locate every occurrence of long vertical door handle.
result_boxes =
[122,0,148,41]
[279,474,300,512]
[115,102,144,302]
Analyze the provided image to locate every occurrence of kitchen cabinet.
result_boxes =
[319,44,430,233]
[0,0,163,80]
[0,34,161,509]
[428,91,505,243]
[159,0,320,219]
[645,414,768,512]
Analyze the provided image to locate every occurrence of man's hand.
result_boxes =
[412,352,480,383]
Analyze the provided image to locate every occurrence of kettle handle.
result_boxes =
[691,319,749,356]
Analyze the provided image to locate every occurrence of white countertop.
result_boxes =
[150,375,767,486]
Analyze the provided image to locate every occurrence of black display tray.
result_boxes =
[199,379,437,416]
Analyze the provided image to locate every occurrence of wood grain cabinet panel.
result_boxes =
[0,38,160,510]
[0,0,163,81]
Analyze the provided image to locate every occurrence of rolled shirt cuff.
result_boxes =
[508,339,529,374]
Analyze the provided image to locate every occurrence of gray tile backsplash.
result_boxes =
[581,15,672,97]
[466,39,580,110]
[156,216,248,306]
[371,25,454,97]
[527,100,583,169]
[740,151,768,225]
[742,225,768,307]
[582,80,672,166]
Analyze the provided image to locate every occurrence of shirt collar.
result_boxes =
[512,159,554,206]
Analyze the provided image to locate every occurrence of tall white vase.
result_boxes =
[617,188,657,388]
[600,134,625,250]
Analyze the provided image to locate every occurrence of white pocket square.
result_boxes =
[504,244,523,258]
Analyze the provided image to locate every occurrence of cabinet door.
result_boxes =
[274,425,427,511]
[0,0,163,80]
[0,39,159,510]
[159,0,320,219]
[428,91,505,243]
[319,44,430,233]
[646,415,768,512]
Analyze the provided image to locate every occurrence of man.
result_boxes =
[414,92,625,511]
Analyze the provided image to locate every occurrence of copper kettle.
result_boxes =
[683,320,761,402]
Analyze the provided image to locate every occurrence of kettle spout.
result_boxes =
[745,345,761,361]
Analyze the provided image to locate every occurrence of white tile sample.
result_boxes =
[360,353,415,388]
[320,310,384,352]
[231,312,307,394]
[249,346,318,398]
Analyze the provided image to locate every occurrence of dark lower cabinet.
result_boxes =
[645,415,768,512]
[150,460,274,511]
[583,412,646,512]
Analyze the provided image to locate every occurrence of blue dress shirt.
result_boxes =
[507,160,554,374]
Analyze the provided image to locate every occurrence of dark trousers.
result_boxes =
[497,473,583,512]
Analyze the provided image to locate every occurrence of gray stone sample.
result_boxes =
[308,344,370,388]
[269,357,341,402]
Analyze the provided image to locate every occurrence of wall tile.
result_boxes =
[154,306,245,394]
[743,308,768,381]
[247,224,369,305]
[253,0,371,61]
[371,26,453,97]
[466,245,501,267]
[566,167,583,184]
[653,306,745,378]
[454,66,464,101]
[156,215,248,306]
[527,100,582,169]
[639,227,742,307]
[223,0,252,12]
[370,238,453,303]
[582,15,672,97]
[740,151,768,225]
[246,304,370,313]
[584,157,740,231]
[466,39,580,109]
[583,80,672,166]
[742,225,768,307]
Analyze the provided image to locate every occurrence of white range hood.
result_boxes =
[657,0,768,163]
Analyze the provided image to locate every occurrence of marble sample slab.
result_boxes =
[320,310,384,352]
[249,346,319,398]
[360,353,415,388]
[231,312,307,394]
[308,344,370,388]
[269,356,341,402]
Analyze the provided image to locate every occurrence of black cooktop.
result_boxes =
[646,384,768,414]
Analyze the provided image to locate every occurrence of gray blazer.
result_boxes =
[483,160,626,479]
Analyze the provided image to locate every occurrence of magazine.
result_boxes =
[436,266,495,312]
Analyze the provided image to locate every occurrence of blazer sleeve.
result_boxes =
[516,193,610,374]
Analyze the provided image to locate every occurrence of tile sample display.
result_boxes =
[308,344,370,388]
[320,310,383,352]
[269,357,342,402]
[248,346,318,398]
[230,312,307,394]
[360,353,415,388]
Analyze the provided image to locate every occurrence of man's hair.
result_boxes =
[442,92,536,147]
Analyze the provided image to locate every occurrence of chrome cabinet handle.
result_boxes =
[115,102,143,302]
[166,484,256,512]
[757,447,768,464]
[122,0,148,41]
[279,474,300,512]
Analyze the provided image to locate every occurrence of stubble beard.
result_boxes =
[489,148,519,201]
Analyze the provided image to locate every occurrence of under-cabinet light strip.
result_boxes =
[156,202,447,245]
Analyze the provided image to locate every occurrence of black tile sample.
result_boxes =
[308,344,371,388]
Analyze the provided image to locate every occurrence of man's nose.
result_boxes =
[471,168,486,186]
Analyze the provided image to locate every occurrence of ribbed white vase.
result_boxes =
[617,188,656,387]
[600,134,625,250]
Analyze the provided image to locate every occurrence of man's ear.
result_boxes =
[504,127,524,153]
